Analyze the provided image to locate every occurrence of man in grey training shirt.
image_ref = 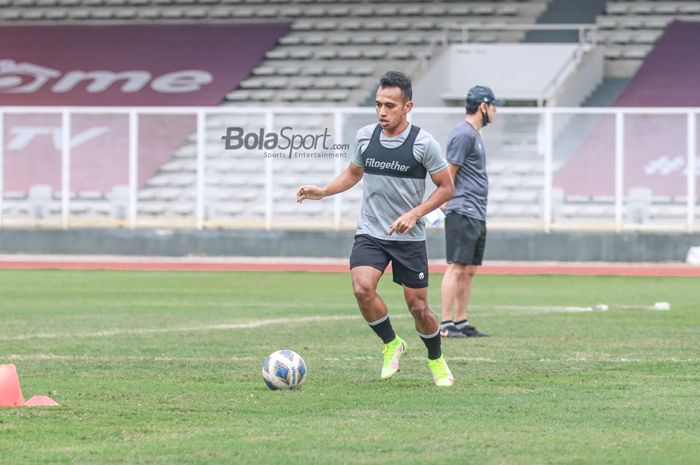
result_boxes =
[296,71,456,386]
[440,85,503,338]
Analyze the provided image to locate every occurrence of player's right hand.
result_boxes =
[296,185,325,203]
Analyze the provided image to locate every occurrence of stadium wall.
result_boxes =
[0,229,698,263]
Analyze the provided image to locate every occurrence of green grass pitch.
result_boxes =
[1,270,699,465]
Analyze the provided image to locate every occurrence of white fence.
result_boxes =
[0,106,698,232]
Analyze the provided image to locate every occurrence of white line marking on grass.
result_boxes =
[4,353,695,365]
[447,357,498,363]
[3,354,262,363]
[0,302,670,343]
[469,305,595,313]
[472,304,670,314]
[0,315,361,342]
[3,354,377,363]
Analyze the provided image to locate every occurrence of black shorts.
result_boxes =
[445,213,487,265]
[349,234,429,288]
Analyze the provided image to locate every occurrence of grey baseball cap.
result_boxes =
[466,85,505,106]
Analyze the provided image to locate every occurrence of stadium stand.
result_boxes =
[1,0,698,230]
[555,20,700,227]
[0,1,549,106]
[596,0,700,77]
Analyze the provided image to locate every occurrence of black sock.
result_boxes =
[454,319,469,329]
[368,314,396,344]
[419,329,442,360]
[440,320,453,329]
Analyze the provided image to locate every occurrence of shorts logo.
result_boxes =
[418,272,425,280]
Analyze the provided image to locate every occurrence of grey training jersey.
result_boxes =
[351,123,447,241]
[445,120,488,221]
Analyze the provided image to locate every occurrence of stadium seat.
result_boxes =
[496,5,519,16]
[265,49,289,60]
[401,35,430,46]
[252,66,276,76]
[28,185,54,219]
[290,78,313,89]
[325,91,350,102]
[327,35,350,46]
[362,49,387,59]
[387,49,413,60]
[630,4,653,16]
[349,66,374,76]
[644,17,670,29]
[312,78,336,89]
[315,49,339,60]
[231,8,254,18]
[208,8,231,18]
[386,21,412,32]
[138,9,161,19]
[277,66,301,76]
[276,90,300,101]
[397,5,421,16]
[349,36,375,46]
[325,65,350,76]
[314,20,337,31]
[607,4,630,15]
[301,34,325,46]
[162,9,185,18]
[679,4,700,14]
[255,7,278,18]
[337,50,362,60]
[288,49,313,59]
[412,20,436,31]
[184,8,207,18]
[474,5,497,16]
[326,6,351,16]
[290,21,313,31]
[376,35,400,46]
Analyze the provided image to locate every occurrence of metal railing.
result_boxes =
[0,106,698,232]
[441,23,598,47]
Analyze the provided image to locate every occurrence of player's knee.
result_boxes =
[406,299,430,319]
[352,281,375,303]
[453,264,476,279]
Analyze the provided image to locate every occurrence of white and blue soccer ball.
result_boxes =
[262,349,307,390]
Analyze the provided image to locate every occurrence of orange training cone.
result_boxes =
[0,364,59,408]
[0,364,25,407]
[24,395,60,407]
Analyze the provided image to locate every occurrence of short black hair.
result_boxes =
[466,101,482,114]
[379,71,412,101]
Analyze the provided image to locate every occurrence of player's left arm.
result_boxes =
[388,167,453,235]
[389,135,453,235]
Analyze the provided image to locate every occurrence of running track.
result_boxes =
[0,255,699,276]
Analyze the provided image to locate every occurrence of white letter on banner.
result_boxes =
[151,70,213,93]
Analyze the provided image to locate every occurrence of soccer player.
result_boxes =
[296,71,455,386]
[439,85,503,338]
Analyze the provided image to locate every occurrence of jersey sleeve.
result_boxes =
[422,135,448,175]
[446,131,475,166]
[350,125,374,167]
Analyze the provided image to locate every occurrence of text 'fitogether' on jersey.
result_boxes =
[444,120,489,221]
[351,123,447,241]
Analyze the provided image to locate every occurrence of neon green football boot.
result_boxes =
[381,336,407,380]
[428,355,454,387]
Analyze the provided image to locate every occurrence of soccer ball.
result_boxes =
[262,349,307,390]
